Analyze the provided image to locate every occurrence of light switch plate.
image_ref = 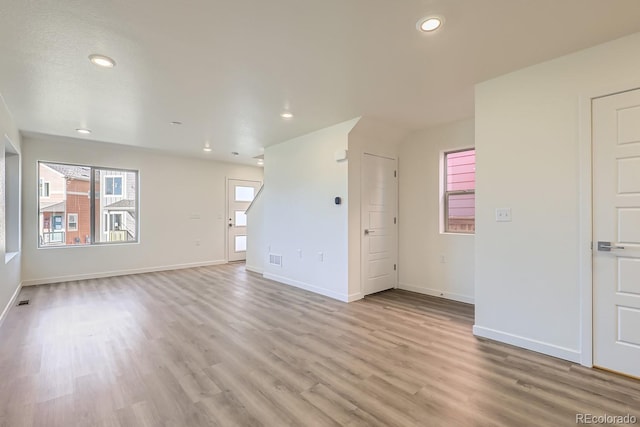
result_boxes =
[496,208,512,222]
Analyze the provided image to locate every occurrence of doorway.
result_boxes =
[592,88,640,378]
[361,153,398,295]
[227,179,261,262]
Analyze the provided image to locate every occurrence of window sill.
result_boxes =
[37,241,140,250]
[5,252,19,264]
[440,232,475,236]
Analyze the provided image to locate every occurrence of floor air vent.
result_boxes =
[17,299,30,306]
[269,254,283,267]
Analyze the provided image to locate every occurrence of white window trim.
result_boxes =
[68,213,78,231]
[441,147,476,235]
[104,175,124,197]
[107,211,125,231]
[39,179,50,198]
[37,161,139,249]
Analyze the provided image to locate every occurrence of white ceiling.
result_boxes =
[2,0,640,165]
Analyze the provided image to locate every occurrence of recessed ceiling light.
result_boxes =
[417,16,443,32]
[170,121,183,125]
[257,159,264,165]
[280,112,293,119]
[203,142,212,152]
[88,54,116,68]
[76,128,92,135]
[231,151,239,156]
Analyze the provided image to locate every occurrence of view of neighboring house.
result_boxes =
[39,163,92,245]
[98,170,137,243]
[38,163,137,246]
[446,149,475,233]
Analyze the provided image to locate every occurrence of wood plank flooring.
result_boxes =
[1,263,639,426]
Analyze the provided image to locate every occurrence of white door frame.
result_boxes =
[226,178,261,262]
[578,81,640,368]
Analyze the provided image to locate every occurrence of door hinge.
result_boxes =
[394,217,397,224]
[394,264,397,271]
[394,170,397,178]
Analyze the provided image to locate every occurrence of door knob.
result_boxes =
[597,241,625,252]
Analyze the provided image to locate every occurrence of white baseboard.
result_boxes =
[398,282,474,305]
[245,265,263,274]
[473,325,581,363]
[348,292,363,302]
[0,282,23,329]
[21,260,228,286]
[263,272,349,303]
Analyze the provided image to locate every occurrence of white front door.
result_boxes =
[593,88,640,379]
[228,179,261,262]
[362,153,397,295]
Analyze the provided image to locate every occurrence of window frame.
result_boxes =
[67,213,78,231]
[37,161,140,248]
[104,175,124,196]
[442,148,476,235]
[39,178,50,198]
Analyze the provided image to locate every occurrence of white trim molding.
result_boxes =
[399,282,474,305]
[245,265,263,275]
[0,282,23,329]
[21,260,227,286]
[263,272,350,303]
[578,94,594,368]
[348,292,363,302]
[473,325,581,364]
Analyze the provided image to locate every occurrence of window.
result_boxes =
[95,169,137,244]
[68,213,78,231]
[39,179,50,197]
[235,185,255,202]
[105,176,123,196]
[443,149,475,233]
[53,215,63,230]
[38,162,139,247]
[235,210,247,227]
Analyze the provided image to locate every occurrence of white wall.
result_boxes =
[245,185,264,274]
[347,117,409,299]
[262,119,358,302]
[0,93,22,324]
[474,31,640,363]
[21,135,262,285]
[5,148,20,254]
[398,118,475,304]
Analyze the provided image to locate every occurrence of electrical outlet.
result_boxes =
[495,208,512,222]
[297,249,303,259]
[195,239,201,246]
[318,252,324,262]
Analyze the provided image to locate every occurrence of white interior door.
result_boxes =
[362,153,397,296]
[593,88,640,379]
[228,179,261,262]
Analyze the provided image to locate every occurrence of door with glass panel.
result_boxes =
[228,179,261,262]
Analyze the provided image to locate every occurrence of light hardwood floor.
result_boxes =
[1,263,639,426]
